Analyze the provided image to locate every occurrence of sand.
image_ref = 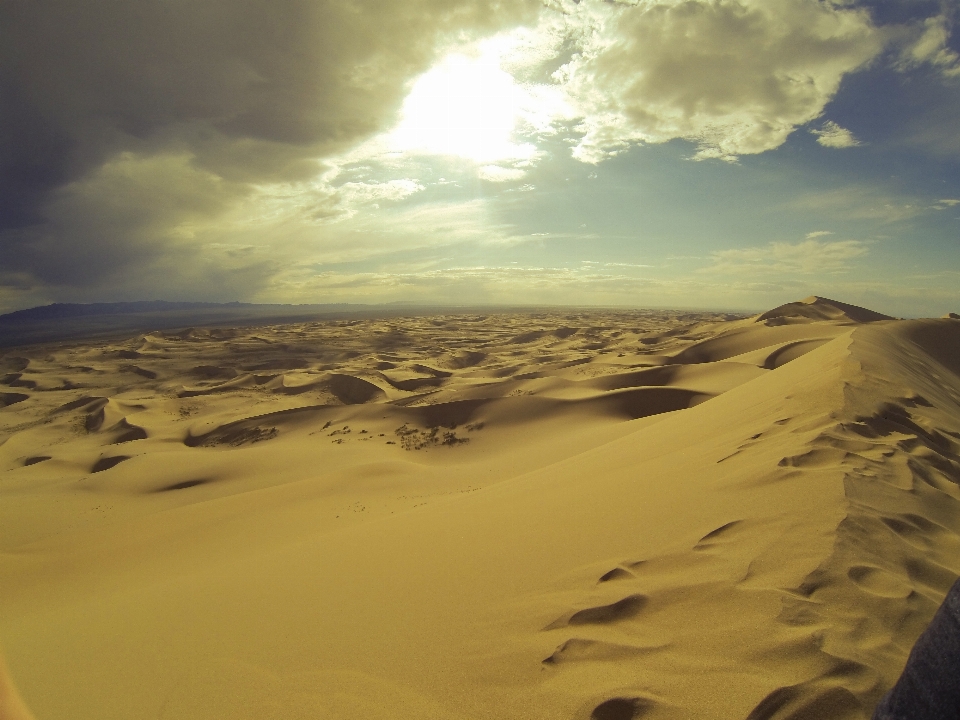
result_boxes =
[1,296,959,719]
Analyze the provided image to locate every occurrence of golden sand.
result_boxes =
[1,297,959,719]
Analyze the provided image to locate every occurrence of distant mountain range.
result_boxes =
[0,300,525,348]
[0,301,363,324]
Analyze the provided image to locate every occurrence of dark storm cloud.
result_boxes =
[0,0,537,299]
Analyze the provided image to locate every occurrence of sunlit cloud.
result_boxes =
[811,121,862,149]
[1,0,958,319]
[0,0,540,304]
[704,239,869,276]
[478,165,527,182]
[258,264,666,306]
[254,262,948,316]
[789,187,926,224]
[221,176,424,228]
[549,0,884,162]
[338,179,425,207]
[334,25,578,174]
[385,48,539,164]
[898,15,960,78]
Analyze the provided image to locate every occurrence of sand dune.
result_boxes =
[755,296,895,325]
[1,300,959,719]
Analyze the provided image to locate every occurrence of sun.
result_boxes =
[388,48,537,164]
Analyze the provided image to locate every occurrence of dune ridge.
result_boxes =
[1,300,958,719]
[756,296,896,325]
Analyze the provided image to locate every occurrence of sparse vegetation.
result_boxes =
[394,423,469,450]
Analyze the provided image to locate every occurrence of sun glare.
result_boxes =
[389,49,537,164]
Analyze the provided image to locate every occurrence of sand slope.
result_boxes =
[1,300,958,719]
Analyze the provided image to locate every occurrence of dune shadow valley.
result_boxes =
[2,296,960,720]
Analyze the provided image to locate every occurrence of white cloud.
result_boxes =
[259,263,667,306]
[339,179,425,205]
[0,0,543,303]
[346,30,570,168]
[168,183,523,291]
[935,198,960,208]
[805,230,833,239]
[790,187,925,224]
[385,51,538,163]
[704,238,868,275]
[546,0,884,162]
[899,15,960,78]
[335,0,889,169]
[231,176,426,228]
[289,198,516,263]
[478,165,527,182]
[811,121,862,148]
[243,260,960,318]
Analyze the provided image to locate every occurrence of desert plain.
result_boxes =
[1,296,960,720]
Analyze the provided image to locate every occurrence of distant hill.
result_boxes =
[0,300,541,348]
[0,301,401,348]
[0,301,362,324]
[4,301,211,322]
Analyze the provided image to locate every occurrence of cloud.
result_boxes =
[789,186,925,224]
[338,179,425,208]
[810,121,862,148]
[254,197,525,275]
[0,0,952,312]
[258,261,943,315]
[547,0,885,162]
[898,15,960,78]
[234,243,958,318]
[934,198,960,208]
[805,230,833,239]
[704,238,869,276]
[0,0,538,301]
[258,263,667,306]
[0,153,250,288]
[477,165,527,182]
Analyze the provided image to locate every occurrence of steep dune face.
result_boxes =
[732,319,960,719]
[0,304,958,720]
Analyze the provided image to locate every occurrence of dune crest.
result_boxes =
[1,302,958,719]
[756,296,895,325]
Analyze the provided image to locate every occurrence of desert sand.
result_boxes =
[1,296,959,720]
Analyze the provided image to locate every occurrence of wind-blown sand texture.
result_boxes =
[2,296,959,720]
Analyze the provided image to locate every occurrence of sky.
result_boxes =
[1,0,959,317]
